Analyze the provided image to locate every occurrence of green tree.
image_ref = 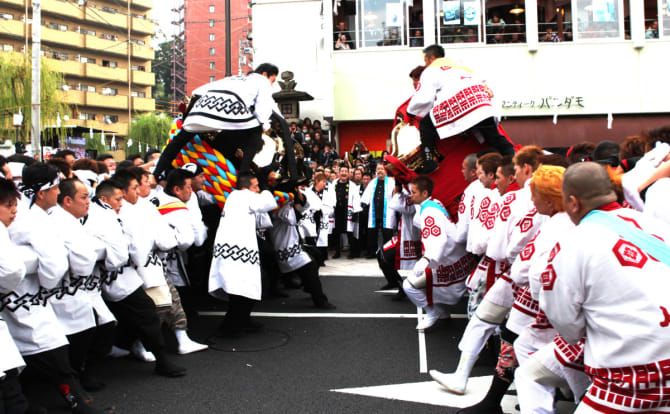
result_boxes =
[0,51,71,144]
[153,39,185,108]
[126,112,173,156]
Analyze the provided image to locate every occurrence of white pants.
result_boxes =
[404,279,429,309]
[514,339,556,414]
[457,313,498,355]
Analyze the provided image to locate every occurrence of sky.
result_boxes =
[150,0,178,47]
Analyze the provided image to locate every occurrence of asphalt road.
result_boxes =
[22,270,510,414]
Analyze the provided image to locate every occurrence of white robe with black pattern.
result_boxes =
[209,189,277,300]
[269,203,312,273]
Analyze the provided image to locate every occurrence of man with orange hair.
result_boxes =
[512,165,590,414]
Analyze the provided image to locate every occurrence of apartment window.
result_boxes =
[209,33,215,41]
[48,22,68,31]
[101,6,118,14]
[102,88,118,96]
[131,91,146,98]
[1,13,14,20]
[79,56,96,64]
[210,76,216,82]
[78,112,96,121]
[2,44,14,51]
[78,84,96,92]
[131,65,146,71]
[209,47,215,55]
[209,19,215,27]
[102,60,118,68]
[209,61,215,70]
[61,84,71,91]
[209,5,215,13]
[78,27,96,36]
[103,115,119,124]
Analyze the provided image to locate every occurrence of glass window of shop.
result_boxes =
[573,0,625,39]
[650,0,670,38]
[333,0,423,48]
[435,1,527,45]
[538,0,573,42]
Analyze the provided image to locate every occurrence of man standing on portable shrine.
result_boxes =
[154,63,279,179]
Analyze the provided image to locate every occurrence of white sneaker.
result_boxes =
[416,312,441,330]
[175,329,208,355]
[430,369,467,395]
[130,340,156,362]
[108,345,130,358]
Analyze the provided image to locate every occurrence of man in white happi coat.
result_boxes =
[96,179,187,378]
[378,183,421,295]
[361,163,397,255]
[121,169,207,354]
[0,177,31,413]
[542,162,670,413]
[404,176,477,330]
[406,44,514,173]
[154,63,279,178]
[50,178,117,391]
[269,197,336,309]
[325,167,362,258]
[454,154,484,245]
[311,173,332,265]
[4,164,111,414]
[209,173,278,336]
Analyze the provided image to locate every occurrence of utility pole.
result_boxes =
[30,0,41,160]
[225,0,231,76]
[127,0,131,150]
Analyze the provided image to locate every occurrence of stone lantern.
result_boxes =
[272,71,314,123]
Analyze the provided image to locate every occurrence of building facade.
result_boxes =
[0,0,156,143]
[252,0,669,151]
[184,0,252,95]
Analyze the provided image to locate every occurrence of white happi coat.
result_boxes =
[407,58,496,140]
[81,199,129,322]
[388,189,421,270]
[209,189,277,300]
[479,206,546,312]
[466,186,500,256]
[2,205,69,355]
[486,182,530,264]
[455,179,485,244]
[269,203,312,273]
[184,73,276,132]
[415,198,475,305]
[325,179,362,233]
[361,176,396,230]
[298,188,320,239]
[95,198,142,302]
[315,185,332,248]
[540,205,670,413]
[119,199,176,293]
[155,191,207,287]
[643,177,670,225]
[511,212,574,348]
[0,225,27,376]
[48,206,106,335]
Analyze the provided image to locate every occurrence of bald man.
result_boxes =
[540,162,670,413]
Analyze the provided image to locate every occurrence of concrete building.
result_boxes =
[184,0,252,95]
[0,0,156,143]
[251,0,670,151]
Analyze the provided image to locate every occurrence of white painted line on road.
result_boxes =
[417,307,428,373]
[199,311,468,319]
